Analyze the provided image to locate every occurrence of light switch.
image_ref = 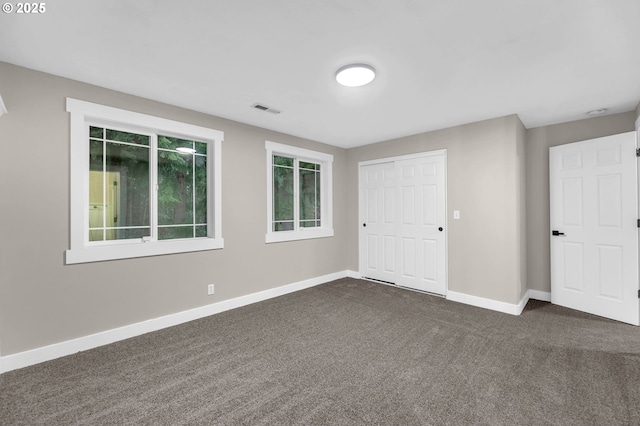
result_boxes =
[453,210,460,220]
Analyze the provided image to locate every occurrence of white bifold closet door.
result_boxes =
[360,151,446,295]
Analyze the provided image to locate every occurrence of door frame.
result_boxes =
[358,149,448,294]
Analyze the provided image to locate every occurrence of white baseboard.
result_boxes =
[528,289,551,302]
[0,275,555,375]
[0,270,349,374]
[446,288,552,316]
[447,290,527,316]
[346,269,361,279]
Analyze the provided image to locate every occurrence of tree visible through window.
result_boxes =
[265,140,333,243]
[88,127,209,242]
[157,135,208,240]
[66,98,224,264]
[273,155,294,231]
[272,155,321,232]
[299,161,321,228]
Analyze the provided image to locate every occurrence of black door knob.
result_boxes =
[552,230,565,236]
[438,227,443,231]
[363,223,366,227]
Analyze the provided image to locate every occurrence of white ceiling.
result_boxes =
[1,0,639,148]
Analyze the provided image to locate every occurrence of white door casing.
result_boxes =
[359,151,447,295]
[550,132,639,325]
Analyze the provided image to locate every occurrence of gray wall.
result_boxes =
[347,115,527,305]
[0,62,348,356]
[1,59,637,358]
[346,112,637,304]
[524,112,636,293]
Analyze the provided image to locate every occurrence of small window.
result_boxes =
[266,141,333,243]
[66,99,224,264]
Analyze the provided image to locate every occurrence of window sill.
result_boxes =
[65,238,224,264]
[265,228,334,244]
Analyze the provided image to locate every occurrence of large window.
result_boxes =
[266,141,333,243]
[66,98,224,264]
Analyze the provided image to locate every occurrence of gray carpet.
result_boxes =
[1,278,640,425]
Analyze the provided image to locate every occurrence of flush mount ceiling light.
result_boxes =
[335,64,376,87]
[176,147,196,154]
[586,108,608,116]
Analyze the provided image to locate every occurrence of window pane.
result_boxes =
[158,150,194,226]
[273,221,294,232]
[194,155,207,224]
[90,136,150,242]
[195,225,207,238]
[316,168,321,221]
[158,135,194,151]
[89,229,104,242]
[89,140,104,236]
[273,155,293,167]
[300,167,320,227]
[105,142,150,228]
[300,161,318,170]
[85,123,212,245]
[105,227,150,241]
[158,225,194,240]
[273,164,294,224]
[90,126,104,138]
[195,141,207,155]
[106,129,149,146]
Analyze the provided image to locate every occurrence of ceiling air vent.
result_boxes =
[251,103,281,114]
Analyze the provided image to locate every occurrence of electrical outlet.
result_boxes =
[207,284,215,295]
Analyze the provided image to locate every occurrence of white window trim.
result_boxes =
[265,141,334,243]
[66,98,224,264]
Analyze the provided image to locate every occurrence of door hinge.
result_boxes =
[636,148,640,157]
[638,219,640,228]
[638,289,640,299]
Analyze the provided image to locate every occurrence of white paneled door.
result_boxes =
[360,161,397,284]
[360,151,446,295]
[550,132,639,325]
